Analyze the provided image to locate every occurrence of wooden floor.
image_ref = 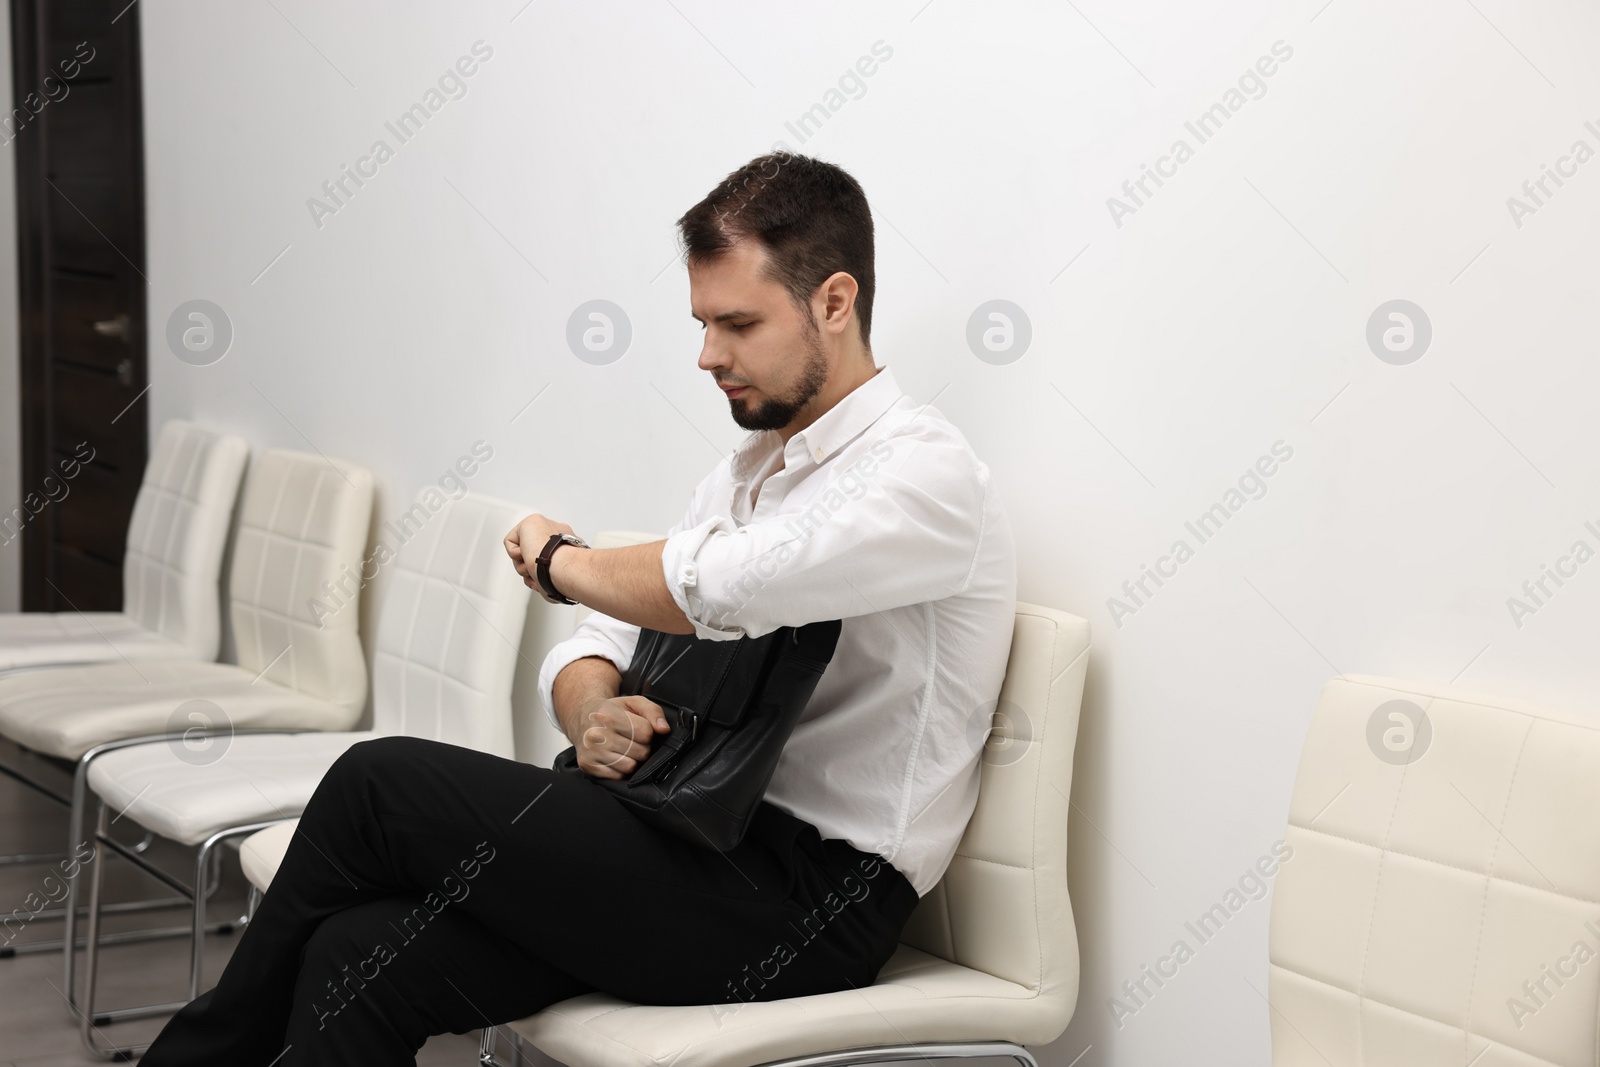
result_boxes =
[0,739,502,1066]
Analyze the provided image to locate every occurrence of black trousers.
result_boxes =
[140,735,920,1066]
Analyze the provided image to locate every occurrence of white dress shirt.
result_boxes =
[537,364,1017,897]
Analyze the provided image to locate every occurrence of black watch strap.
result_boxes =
[536,533,587,605]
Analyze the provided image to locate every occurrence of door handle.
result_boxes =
[92,313,130,341]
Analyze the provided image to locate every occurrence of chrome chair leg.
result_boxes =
[78,801,285,1057]
[190,832,221,999]
[202,842,224,901]
[66,739,162,1010]
[79,802,179,1060]
[64,752,98,1013]
[61,728,268,1014]
[185,821,282,999]
[478,1026,526,1067]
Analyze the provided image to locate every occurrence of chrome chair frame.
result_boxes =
[0,737,205,971]
[0,727,307,1015]
[77,797,286,1060]
[475,1027,1042,1067]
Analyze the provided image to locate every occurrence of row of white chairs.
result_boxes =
[1,418,1100,1067]
[0,419,539,1059]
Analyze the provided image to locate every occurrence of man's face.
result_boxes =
[690,237,829,432]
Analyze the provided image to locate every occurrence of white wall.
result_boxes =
[138,1,1600,1062]
[0,7,18,614]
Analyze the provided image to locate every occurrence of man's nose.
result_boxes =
[697,338,728,373]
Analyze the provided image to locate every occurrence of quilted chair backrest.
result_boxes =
[227,449,373,715]
[898,603,1090,1042]
[121,420,249,659]
[1270,676,1600,1066]
[368,491,532,758]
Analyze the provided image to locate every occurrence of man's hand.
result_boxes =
[505,513,576,592]
[571,694,671,780]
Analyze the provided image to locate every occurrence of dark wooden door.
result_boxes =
[11,0,146,612]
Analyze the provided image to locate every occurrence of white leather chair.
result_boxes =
[242,589,1091,1067]
[0,419,248,672]
[491,599,1089,1067]
[1269,675,1600,1067]
[74,491,536,1059]
[237,816,296,895]
[0,447,373,1014]
[234,529,667,894]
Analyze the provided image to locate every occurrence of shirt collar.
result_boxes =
[730,365,904,479]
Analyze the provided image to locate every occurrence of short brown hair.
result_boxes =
[677,152,876,348]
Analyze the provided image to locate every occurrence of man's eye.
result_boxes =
[731,322,753,331]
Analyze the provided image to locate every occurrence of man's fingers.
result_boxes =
[620,696,669,731]
[592,750,634,772]
[584,743,639,776]
[573,697,666,779]
[591,733,647,764]
[627,707,668,737]
[582,719,652,766]
[505,523,531,584]
[600,727,653,765]
[582,741,632,774]
[505,515,546,561]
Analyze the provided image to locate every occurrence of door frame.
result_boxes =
[10,0,148,611]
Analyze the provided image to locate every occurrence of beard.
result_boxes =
[727,320,830,432]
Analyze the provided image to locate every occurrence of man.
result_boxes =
[141,152,1016,1066]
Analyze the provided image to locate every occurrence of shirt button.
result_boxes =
[812,446,823,461]
[680,563,697,584]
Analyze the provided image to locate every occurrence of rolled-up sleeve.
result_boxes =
[659,513,744,640]
[660,429,987,641]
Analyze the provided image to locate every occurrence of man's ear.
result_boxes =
[817,271,859,336]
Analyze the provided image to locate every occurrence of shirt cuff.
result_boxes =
[536,634,636,734]
[660,514,747,641]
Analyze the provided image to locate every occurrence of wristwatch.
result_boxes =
[535,532,589,605]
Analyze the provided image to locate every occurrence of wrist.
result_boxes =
[564,694,608,746]
[536,532,588,605]
[549,539,580,597]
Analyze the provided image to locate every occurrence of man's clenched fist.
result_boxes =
[571,694,671,779]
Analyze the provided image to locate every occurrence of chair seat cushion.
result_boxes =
[0,660,363,761]
[507,945,1048,1067]
[87,733,374,845]
[239,819,298,891]
[231,825,1059,1067]
[0,612,189,672]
